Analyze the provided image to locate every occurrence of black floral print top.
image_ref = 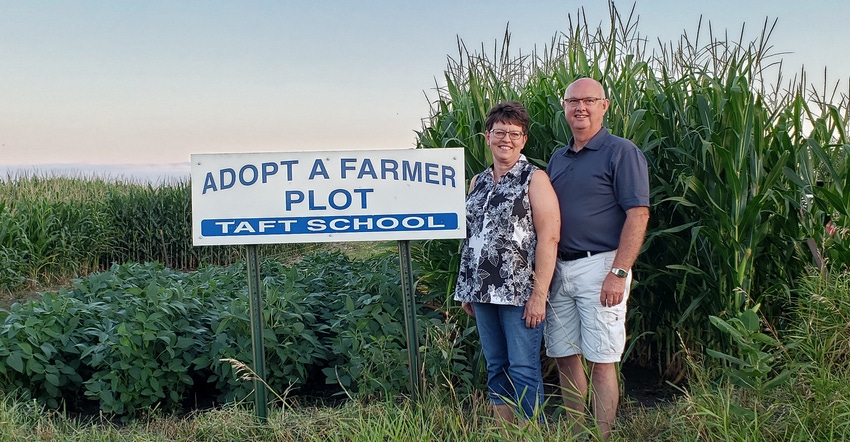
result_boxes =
[454,157,537,306]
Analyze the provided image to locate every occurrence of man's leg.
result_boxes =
[556,354,587,428]
[589,361,618,440]
[570,251,628,440]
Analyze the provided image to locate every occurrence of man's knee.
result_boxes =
[588,361,615,374]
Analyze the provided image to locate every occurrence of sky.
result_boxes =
[2,1,849,182]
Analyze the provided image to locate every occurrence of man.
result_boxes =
[544,78,650,440]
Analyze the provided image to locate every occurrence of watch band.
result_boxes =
[610,267,628,278]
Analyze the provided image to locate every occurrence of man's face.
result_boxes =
[563,79,609,134]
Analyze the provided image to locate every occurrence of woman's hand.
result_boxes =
[461,302,475,317]
[522,293,546,328]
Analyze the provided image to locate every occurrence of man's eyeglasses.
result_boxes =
[488,129,526,141]
[563,97,605,107]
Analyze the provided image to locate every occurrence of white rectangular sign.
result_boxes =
[191,149,466,245]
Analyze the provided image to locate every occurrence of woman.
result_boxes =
[454,101,560,423]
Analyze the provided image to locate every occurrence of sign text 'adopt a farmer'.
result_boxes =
[191,149,466,245]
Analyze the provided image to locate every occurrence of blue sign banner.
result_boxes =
[201,213,459,236]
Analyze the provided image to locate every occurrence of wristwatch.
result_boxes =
[610,267,628,278]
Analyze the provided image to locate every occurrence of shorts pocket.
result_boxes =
[598,308,626,357]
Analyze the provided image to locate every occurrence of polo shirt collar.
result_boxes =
[567,127,610,153]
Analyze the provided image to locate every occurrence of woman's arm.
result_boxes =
[523,169,561,327]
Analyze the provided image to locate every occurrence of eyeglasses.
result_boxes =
[563,97,605,107]
[488,129,526,141]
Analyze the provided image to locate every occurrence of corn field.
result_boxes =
[416,3,849,375]
[0,174,304,291]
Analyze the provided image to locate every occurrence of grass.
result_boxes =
[0,390,637,441]
[0,377,841,441]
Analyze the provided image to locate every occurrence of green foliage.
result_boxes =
[617,270,850,442]
[416,2,850,375]
[411,239,483,388]
[0,174,307,293]
[0,203,28,290]
[293,251,460,399]
[789,269,850,373]
[78,275,203,415]
[706,304,793,396]
[319,254,410,396]
[0,251,471,417]
[206,260,330,403]
[0,197,110,289]
[0,291,89,410]
[0,269,849,441]
[0,263,218,415]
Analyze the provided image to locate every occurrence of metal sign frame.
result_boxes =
[191,148,465,419]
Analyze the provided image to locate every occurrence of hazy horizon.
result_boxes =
[0,162,191,184]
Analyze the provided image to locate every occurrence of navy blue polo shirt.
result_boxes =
[547,127,649,254]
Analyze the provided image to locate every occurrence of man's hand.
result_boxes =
[600,273,627,307]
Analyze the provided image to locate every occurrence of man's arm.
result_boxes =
[601,206,649,306]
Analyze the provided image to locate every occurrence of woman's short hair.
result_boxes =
[484,101,529,133]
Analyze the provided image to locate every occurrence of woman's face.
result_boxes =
[485,121,526,167]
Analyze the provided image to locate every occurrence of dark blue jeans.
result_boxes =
[473,302,544,420]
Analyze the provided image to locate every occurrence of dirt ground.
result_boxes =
[621,362,682,407]
[0,287,47,310]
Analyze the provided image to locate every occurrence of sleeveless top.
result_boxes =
[454,158,538,306]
